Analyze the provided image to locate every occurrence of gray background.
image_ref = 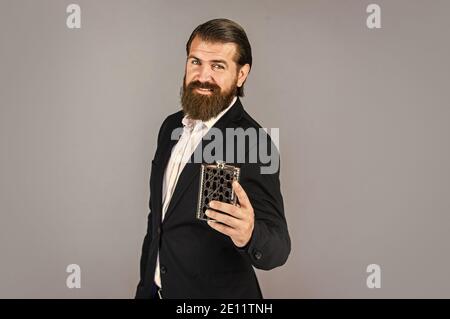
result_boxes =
[1,0,449,298]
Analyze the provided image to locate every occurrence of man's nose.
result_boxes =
[197,64,213,83]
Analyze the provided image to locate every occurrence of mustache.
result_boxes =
[187,80,221,93]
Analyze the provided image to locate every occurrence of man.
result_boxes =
[135,18,290,299]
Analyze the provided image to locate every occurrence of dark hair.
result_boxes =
[186,18,252,97]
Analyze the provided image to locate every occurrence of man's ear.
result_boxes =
[237,64,251,88]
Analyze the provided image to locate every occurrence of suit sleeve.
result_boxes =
[136,116,169,290]
[235,140,291,271]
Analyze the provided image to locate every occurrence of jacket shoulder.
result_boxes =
[156,110,183,145]
[163,110,184,127]
[239,108,264,130]
[237,106,280,158]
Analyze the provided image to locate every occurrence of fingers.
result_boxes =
[206,182,254,246]
[205,209,239,228]
[209,200,244,219]
[232,181,251,208]
[207,219,236,237]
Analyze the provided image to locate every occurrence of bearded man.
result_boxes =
[135,18,291,299]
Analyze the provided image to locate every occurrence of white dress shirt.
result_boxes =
[154,96,237,288]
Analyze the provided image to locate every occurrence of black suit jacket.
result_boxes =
[135,98,290,299]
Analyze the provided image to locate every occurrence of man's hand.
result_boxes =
[205,181,255,248]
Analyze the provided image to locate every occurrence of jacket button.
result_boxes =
[157,226,161,235]
[254,251,262,260]
[160,265,167,274]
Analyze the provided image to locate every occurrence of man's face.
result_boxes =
[181,36,249,121]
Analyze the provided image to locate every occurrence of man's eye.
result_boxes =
[191,60,200,65]
[213,64,224,69]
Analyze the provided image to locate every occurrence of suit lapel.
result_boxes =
[162,98,244,224]
[152,116,182,226]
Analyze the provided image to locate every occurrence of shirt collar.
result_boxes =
[182,96,237,130]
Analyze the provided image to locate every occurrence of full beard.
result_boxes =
[180,77,237,122]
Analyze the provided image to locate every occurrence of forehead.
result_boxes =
[189,36,238,62]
